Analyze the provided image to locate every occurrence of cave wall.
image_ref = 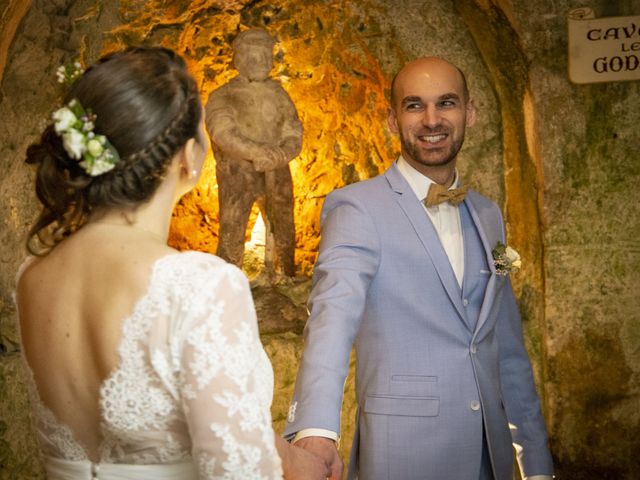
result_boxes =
[514,1,640,477]
[0,0,638,478]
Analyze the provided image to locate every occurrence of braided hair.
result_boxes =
[25,47,203,254]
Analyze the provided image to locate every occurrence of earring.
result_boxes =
[191,169,198,178]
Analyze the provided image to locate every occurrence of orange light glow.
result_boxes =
[104,2,398,275]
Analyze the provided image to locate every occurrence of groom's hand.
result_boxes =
[295,436,344,480]
[276,435,331,480]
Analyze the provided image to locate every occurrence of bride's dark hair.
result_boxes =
[25,46,203,254]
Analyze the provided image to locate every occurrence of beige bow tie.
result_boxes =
[424,183,468,207]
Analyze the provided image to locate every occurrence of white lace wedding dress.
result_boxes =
[17,252,283,479]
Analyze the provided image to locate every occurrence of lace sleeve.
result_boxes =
[176,261,283,479]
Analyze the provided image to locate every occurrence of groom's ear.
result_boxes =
[388,108,399,134]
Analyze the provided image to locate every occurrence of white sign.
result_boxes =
[568,7,640,84]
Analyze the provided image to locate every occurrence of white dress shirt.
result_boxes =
[396,156,465,287]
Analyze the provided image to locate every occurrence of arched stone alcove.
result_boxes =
[1,1,639,478]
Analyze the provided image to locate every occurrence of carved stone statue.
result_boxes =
[206,28,303,277]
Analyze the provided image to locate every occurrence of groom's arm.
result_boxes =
[496,280,554,478]
[284,189,380,474]
[492,212,554,478]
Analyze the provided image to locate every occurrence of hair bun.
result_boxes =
[26,47,203,255]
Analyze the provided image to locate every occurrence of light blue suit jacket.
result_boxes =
[285,164,553,479]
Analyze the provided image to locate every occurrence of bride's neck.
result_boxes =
[88,186,177,242]
[87,156,186,241]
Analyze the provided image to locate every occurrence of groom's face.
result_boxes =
[388,58,476,175]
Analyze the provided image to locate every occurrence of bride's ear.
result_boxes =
[179,138,199,180]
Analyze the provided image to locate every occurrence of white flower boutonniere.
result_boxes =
[492,241,521,275]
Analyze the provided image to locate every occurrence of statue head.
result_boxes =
[232,28,276,81]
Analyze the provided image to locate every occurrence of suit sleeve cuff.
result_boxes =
[292,428,339,444]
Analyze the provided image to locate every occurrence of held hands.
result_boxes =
[294,436,344,480]
[284,443,332,480]
[276,436,331,480]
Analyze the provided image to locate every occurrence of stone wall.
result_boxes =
[516,1,640,476]
[0,0,638,478]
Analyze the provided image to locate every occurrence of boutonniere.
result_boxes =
[492,241,521,275]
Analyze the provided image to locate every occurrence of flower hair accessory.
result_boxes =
[52,99,120,176]
[56,59,83,85]
[492,241,521,275]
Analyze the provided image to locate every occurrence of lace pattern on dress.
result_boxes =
[18,252,282,478]
[25,371,89,461]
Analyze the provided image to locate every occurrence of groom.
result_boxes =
[284,57,554,480]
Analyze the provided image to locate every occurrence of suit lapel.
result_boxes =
[463,192,501,334]
[384,165,468,327]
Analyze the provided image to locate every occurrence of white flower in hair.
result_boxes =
[52,107,77,134]
[87,137,105,157]
[62,129,86,159]
[57,59,83,85]
[51,98,120,176]
[56,66,66,84]
[80,150,116,176]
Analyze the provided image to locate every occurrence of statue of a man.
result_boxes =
[206,28,302,277]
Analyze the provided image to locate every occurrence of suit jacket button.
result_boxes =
[470,400,481,411]
[287,402,297,422]
[470,344,477,354]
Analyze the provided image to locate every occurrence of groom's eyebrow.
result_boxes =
[401,96,423,106]
[440,93,461,101]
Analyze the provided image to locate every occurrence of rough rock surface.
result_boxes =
[0,1,639,478]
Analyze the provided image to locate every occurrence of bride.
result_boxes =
[16,47,329,480]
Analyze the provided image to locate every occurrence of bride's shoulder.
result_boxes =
[157,250,237,272]
[155,251,248,291]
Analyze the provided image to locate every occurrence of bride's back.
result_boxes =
[17,227,173,459]
[18,46,206,463]
[17,45,287,479]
